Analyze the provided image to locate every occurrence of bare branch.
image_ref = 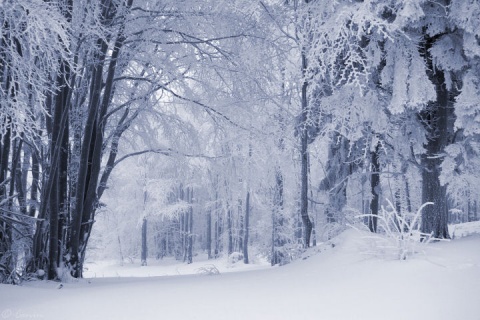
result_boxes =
[114,148,224,167]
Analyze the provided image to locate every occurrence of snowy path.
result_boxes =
[1,231,479,320]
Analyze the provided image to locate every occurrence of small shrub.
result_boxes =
[227,252,244,264]
[196,264,220,276]
[355,200,440,260]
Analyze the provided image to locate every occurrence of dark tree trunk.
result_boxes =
[182,189,188,262]
[68,0,133,277]
[474,201,478,222]
[141,218,147,266]
[418,33,454,240]
[421,156,449,238]
[404,177,412,214]
[243,191,250,264]
[467,196,475,222]
[206,209,212,259]
[368,142,380,233]
[227,208,233,255]
[271,168,285,266]
[187,188,193,264]
[48,57,71,280]
[300,49,312,248]
[14,139,27,216]
[29,149,40,218]
[238,200,244,253]
[311,216,316,247]
[0,125,12,269]
[214,218,219,258]
[214,195,222,259]
[213,186,220,258]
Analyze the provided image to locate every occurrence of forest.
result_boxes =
[0,0,479,284]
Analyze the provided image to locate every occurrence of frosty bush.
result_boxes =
[196,264,220,276]
[356,200,437,260]
[227,252,244,265]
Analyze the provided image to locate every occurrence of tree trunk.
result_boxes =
[238,200,244,253]
[214,186,221,258]
[227,208,233,255]
[29,148,40,218]
[243,190,250,264]
[187,188,193,264]
[14,139,27,216]
[300,50,312,248]
[206,209,212,259]
[0,125,12,272]
[271,168,285,266]
[368,142,380,233]
[474,201,478,222]
[141,218,147,266]
[68,0,133,277]
[48,57,71,280]
[214,201,222,259]
[419,34,454,240]
[214,218,219,258]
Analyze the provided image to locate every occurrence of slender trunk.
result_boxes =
[368,142,380,233]
[182,188,188,262]
[311,216,316,247]
[227,208,233,255]
[14,141,28,216]
[187,188,193,264]
[238,200,243,253]
[8,139,21,210]
[97,108,132,200]
[243,191,250,264]
[206,209,212,259]
[141,218,147,266]
[214,218,219,258]
[474,201,478,221]
[404,178,412,213]
[271,168,285,266]
[300,50,312,247]
[0,126,12,266]
[467,196,475,222]
[29,149,40,218]
[214,205,222,259]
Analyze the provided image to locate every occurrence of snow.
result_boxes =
[82,254,270,278]
[1,225,479,320]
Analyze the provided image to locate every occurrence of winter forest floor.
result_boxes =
[1,223,480,320]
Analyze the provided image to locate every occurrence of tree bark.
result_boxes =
[141,218,147,266]
[419,34,454,239]
[0,124,12,272]
[214,188,222,258]
[271,168,285,266]
[68,0,133,277]
[243,190,250,264]
[368,142,380,233]
[227,208,233,255]
[206,209,212,259]
[300,49,312,248]
[187,188,193,264]
[48,57,71,280]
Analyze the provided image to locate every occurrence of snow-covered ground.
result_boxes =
[82,253,271,279]
[1,223,479,320]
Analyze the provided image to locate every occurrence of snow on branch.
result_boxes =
[113,148,224,167]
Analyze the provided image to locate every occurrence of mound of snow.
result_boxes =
[450,221,480,239]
